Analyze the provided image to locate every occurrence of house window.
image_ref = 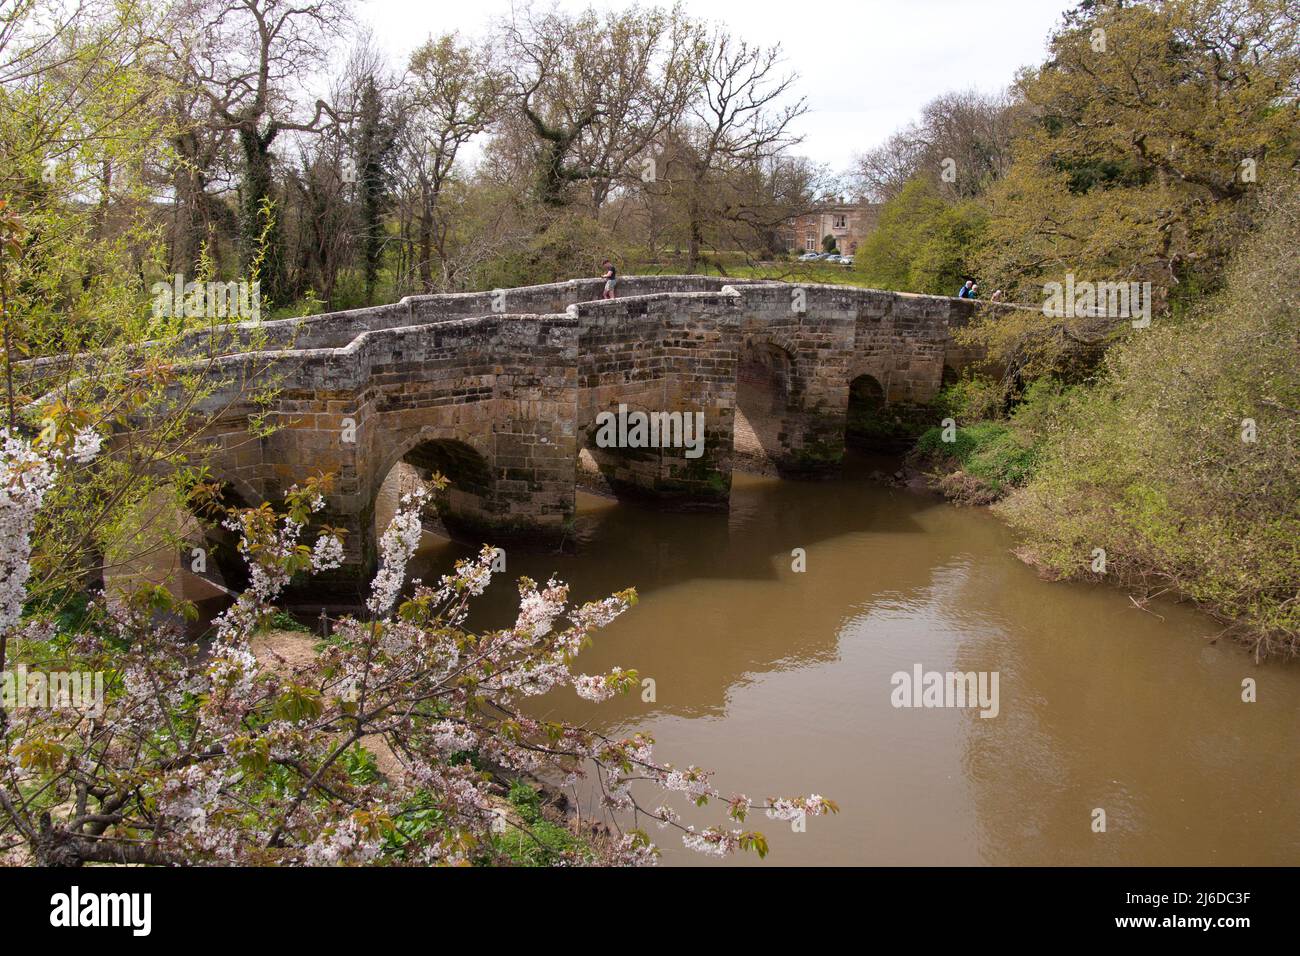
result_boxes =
[833,214,847,229]
[805,232,816,251]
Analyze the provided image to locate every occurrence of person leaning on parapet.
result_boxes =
[957,279,974,298]
[601,259,618,299]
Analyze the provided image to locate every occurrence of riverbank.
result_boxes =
[889,424,1297,660]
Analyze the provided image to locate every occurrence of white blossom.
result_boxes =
[311,533,345,572]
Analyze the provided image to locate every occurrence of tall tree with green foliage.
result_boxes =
[355,74,396,299]
[963,0,1300,378]
[996,183,1300,654]
[855,178,987,295]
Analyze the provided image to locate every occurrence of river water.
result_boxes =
[388,453,1300,866]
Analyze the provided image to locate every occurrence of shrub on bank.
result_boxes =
[995,187,1300,655]
[914,421,1037,503]
[909,378,1071,502]
[934,375,1009,423]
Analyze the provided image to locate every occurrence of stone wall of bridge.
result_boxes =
[182,314,581,590]
[79,276,1017,593]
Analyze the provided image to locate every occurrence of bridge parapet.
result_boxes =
[27,276,1022,593]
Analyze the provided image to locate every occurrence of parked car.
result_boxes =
[839,255,854,266]
[824,254,843,263]
[797,252,820,261]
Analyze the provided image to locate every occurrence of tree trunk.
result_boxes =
[417,185,435,292]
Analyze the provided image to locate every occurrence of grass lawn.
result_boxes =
[640,254,873,287]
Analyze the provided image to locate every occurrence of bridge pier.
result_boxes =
[573,296,738,510]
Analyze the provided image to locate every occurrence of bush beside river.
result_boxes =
[906,187,1300,657]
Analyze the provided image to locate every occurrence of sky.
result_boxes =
[361,0,1076,174]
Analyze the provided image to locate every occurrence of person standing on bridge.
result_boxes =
[957,279,974,298]
[601,259,618,299]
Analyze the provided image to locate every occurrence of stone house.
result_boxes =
[784,201,882,255]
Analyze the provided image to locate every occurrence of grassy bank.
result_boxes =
[908,378,1065,504]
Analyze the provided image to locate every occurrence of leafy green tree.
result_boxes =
[964,0,1300,376]
[855,178,986,295]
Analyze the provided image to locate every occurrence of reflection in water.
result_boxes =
[386,454,1300,866]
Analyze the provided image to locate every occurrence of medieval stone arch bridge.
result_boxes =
[178,275,1010,588]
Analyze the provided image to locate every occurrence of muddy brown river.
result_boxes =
[375,454,1300,866]
[119,453,1300,865]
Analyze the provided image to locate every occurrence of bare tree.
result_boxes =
[165,0,354,301]
[164,85,237,275]
[498,3,701,210]
[850,128,927,203]
[666,29,807,271]
[851,88,1020,202]
[285,129,353,305]
[394,33,506,292]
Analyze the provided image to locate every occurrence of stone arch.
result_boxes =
[218,473,264,512]
[849,371,885,402]
[759,331,802,364]
[185,476,262,593]
[576,394,665,497]
[733,338,798,470]
[575,419,631,499]
[371,427,496,543]
[846,372,918,451]
[845,372,886,450]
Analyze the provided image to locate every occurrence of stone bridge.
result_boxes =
[89,276,1013,591]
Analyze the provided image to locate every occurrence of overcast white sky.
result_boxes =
[361,0,1074,174]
